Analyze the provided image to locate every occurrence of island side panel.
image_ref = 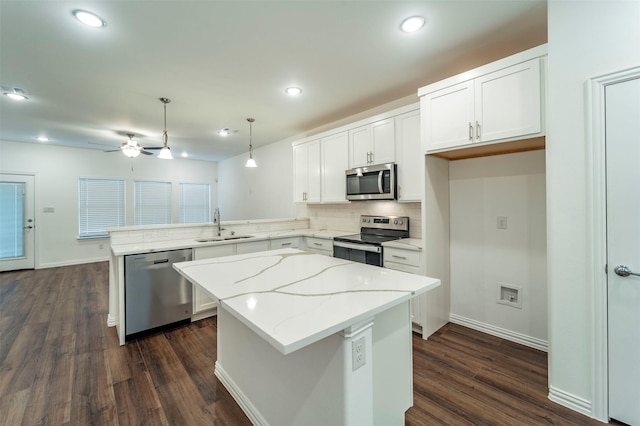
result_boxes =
[215,308,352,425]
[215,302,413,426]
[372,300,413,425]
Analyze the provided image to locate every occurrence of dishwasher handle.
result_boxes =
[153,258,169,264]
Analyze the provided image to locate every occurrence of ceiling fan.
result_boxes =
[105,97,174,158]
[104,133,159,157]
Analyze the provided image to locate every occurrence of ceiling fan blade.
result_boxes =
[140,150,154,155]
[105,148,123,152]
[141,146,163,150]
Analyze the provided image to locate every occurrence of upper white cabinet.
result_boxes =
[291,103,419,204]
[349,118,395,168]
[293,140,321,203]
[420,46,546,155]
[395,110,422,202]
[321,132,349,203]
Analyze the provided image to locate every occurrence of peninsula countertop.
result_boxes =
[173,248,440,355]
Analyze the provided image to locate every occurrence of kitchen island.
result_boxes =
[173,248,440,425]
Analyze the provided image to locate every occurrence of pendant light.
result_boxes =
[122,133,141,158]
[245,118,257,168]
[158,97,173,159]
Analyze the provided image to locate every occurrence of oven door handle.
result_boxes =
[333,241,381,253]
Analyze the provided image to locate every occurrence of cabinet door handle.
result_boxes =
[476,121,481,140]
[370,152,374,164]
[392,255,407,260]
[469,122,473,141]
[281,242,292,246]
[313,242,322,246]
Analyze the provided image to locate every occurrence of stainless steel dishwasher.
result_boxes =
[125,248,193,339]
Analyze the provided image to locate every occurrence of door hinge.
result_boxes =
[605,264,608,274]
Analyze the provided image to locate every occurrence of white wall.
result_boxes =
[449,151,547,347]
[547,0,640,418]
[0,140,217,268]
[218,139,296,220]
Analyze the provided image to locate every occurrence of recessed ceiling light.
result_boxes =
[181,152,188,158]
[36,136,49,142]
[285,87,303,96]
[400,16,425,33]
[5,92,28,101]
[2,85,29,100]
[218,128,230,136]
[72,9,106,28]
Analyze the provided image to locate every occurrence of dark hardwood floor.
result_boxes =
[1,262,604,425]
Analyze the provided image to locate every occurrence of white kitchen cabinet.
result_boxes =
[321,132,349,203]
[304,237,333,256]
[422,57,543,153]
[293,140,321,203]
[394,109,422,202]
[269,236,302,250]
[236,239,270,254]
[349,118,395,168]
[383,247,424,332]
[193,244,235,315]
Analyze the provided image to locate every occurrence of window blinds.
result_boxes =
[78,178,125,237]
[179,183,210,223]
[134,180,172,225]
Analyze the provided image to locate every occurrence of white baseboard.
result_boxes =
[107,313,116,327]
[38,256,109,269]
[214,361,268,426]
[449,313,548,352]
[548,386,593,418]
[191,308,217,322]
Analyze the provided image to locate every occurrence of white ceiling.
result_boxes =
[0,1,547,162]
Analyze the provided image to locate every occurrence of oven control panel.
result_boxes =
[360,215,409,231]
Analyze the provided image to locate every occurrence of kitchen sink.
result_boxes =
[195,235,253,243]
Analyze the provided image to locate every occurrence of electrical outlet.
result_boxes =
[352,337,366,371]
[497,216,508,230]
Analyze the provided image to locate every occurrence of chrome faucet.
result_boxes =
[214,208,221,236]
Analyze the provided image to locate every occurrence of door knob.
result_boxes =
[614,265,640,277]
[24,225,33,229]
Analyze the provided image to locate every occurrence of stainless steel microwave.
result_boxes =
[345,163,397,201]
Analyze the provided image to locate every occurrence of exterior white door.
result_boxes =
[0,174,35,271]
[606,76,640,425]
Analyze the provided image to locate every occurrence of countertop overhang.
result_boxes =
[173,248,439,355]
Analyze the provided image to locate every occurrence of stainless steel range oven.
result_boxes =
[333,215,409,266]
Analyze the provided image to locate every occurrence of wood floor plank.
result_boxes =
[113,372,168,426]
[0,387,29,426]
[0,263,607,426]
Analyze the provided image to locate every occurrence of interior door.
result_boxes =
[606,76,640,425]
[0,174,35,271]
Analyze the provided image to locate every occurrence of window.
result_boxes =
[78,178,125,238]
[179,183,211,223]
[0,182,24,257]
[134,180,172,225]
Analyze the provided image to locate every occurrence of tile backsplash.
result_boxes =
[297,201,422,238]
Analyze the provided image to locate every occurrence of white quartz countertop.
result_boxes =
[173,248,440,355]
[382,238,423,251]
[110,228,351,256]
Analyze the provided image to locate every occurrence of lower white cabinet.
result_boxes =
[236,239,269,254]
[383,246,424,333]
[270,237,302,250]
[193,244,235,315]
[304,237,333,256]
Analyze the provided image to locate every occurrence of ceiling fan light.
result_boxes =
[122,145,140,158]
[158,146,173,159]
